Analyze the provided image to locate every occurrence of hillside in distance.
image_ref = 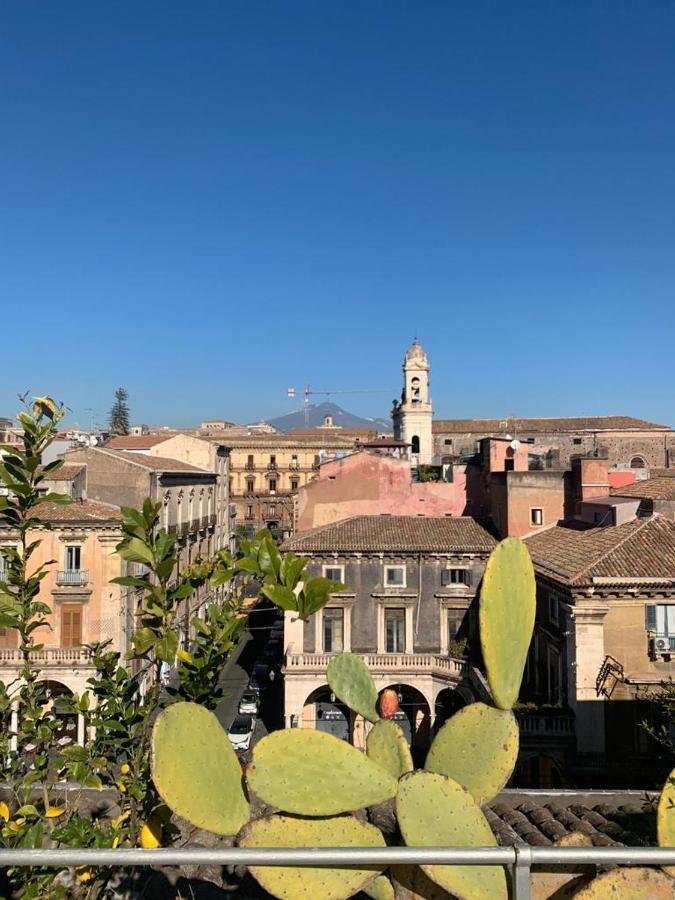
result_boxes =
[267,401,392,434]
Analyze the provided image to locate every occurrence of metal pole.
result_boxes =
[512,845,532,900]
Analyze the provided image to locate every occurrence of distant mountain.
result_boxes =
[268,401,392,434]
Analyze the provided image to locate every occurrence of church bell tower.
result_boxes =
[392,339,433,465]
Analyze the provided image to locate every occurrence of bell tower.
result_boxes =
[392,339,433,465]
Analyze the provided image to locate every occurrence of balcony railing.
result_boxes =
[517,713,575,738]
[3,844,675,900]
[0,647,93,667]
[55,570,89,586]
[267,462,278,471]
[285,652,467,679]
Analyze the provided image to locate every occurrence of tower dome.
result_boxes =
[404,338,428,363]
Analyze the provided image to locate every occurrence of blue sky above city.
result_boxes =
[1,1,674,428]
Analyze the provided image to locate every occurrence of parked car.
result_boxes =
[228,715,255,751]
[238,691,259,717]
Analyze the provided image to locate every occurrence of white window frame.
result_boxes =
[442,567,470,587]
[377,604,413,654]
[315,605,351,653]
[322,564,345,585]
[530,507,544,527]
[384,565,406,588]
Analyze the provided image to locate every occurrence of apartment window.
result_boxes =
[314,454,320,466]
[531,508,544,527]
[269,479,277,493]
[573,438,582,446]
[385,609,406,653]
[384,565,406,587]
[246,478,254,494]
[444,439,453,447]
[247,454,254,467]
[447,609,465,639]
[290,477,299,491]
[323,608,344,653]
[246,505,253,519]
[65,546,81,571]
[291,454,298,468]
[61,604,83,647]
[270,455,276,466]
[269,504,276,516]
[323,565,344,584]
[646,604,675,636]
[442,568,470,587]
[549,594,559,625]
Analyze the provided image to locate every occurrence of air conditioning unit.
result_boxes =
[651,636,673,657]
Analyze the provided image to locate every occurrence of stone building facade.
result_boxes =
[280,516,496,759]
[0,500,124,743]
[523,513,675,787]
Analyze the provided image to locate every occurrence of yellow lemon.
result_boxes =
[120,763,131,775]
[75,866,93,883]
[176,649,193,664]
[0,801,9,822]
[140,817,162,849]
[45,806,65,818]
[116,781,126,794]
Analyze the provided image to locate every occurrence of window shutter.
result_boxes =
[441,569,450,587]
[645,604,657,632]
[464,568,473,587]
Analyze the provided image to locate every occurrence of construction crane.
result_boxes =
[286,385,389,428]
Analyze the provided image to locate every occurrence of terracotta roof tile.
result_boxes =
[105,435,171,449]
[30,500,122,524]
[99,448,210,473]
[432,416,671,434]
[42,464,84,481]
[282,515,497,553]
[612,477,675,501]
[525,515,675,586]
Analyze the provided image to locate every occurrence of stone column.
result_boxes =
[568,601,609,770]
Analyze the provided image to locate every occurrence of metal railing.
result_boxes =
[55,569,89,586]
[2,845,675,900]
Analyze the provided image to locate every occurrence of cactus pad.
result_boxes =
[657,768,675,877]
[327,653,380,723]
[367,719,414,780]
[479,538,536,710]
[573,867,675,898]
[151,702,249,835]
[248,729,398,815]
[239,813,385,900]
[391,865,452,899]
[363,874,395,900]
[424,702,518,805]
[396,771,507,899]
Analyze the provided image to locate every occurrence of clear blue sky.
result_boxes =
[2,1,674,428]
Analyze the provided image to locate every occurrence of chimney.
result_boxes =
[572,456,610,503]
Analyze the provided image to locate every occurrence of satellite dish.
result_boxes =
[510,439,521,450]
[90,436,98,446]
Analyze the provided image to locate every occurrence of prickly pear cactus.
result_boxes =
[363,874,395,900]
[424,702,519,805]
[479,537,536,710]
[367,719,414,780]
[247,729,398,815]
[327,652,380,723]
[390,865,451,899]
[396,771,508,899]
[151,702,249,835]
[529,832,594,900]
[239,813,386,900]
[573,866,675,898]
[657,767,675,877]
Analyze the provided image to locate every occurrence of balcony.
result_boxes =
[517,711,575,739]
[244,462,255,471]
[285,652,468,679]
[55,570,89,587]
[267,462,278,471]
[0,647,93,668]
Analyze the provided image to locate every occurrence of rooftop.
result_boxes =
[432,416,671,434]
[96,448,210,474]
[611,476,675,501]
[105,435,172,450]
[282,515,497,553]
[525,514,675,587]
[42,464,84,481]
[206,434,355,449]
[30,499,122,524]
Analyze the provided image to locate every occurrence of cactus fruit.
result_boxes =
[327,652,380,723]
[247,729,398,815]
[151,701,249,835]
[379,688,400,719]
[424,702,519,805]
[657,768,675,877]
[239,813,386,900]
[479,537,536,710]
[573,867,675,898]
[363,875,395,900]
[367,719,414,780]
[396,771,508,899]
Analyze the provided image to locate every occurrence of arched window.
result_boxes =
[411,435,420,454]
[411,376,421,402]
[630,456,646,468]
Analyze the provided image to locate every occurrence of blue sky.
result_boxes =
[2,2,674,428]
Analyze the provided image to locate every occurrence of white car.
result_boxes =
[238,691,259,717]
[228,715,255,751]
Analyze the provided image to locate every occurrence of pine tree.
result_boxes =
[109,387,131,435]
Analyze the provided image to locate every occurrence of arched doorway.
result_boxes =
[434,688,467,732]
[41,681,77,744]
[303,686,351,742]
[411,435,420,455]
[630,456,646,469]
[379,684,431,764]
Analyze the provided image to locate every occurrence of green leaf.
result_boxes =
[300,577,345,618]
[117,537,155,566]
[155,631,178,663]
[261,583,298,612]
[132,627,156,655]
[111,576,150,588]
[280,552,309,590]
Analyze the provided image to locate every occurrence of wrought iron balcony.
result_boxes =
[56,569,89,586]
